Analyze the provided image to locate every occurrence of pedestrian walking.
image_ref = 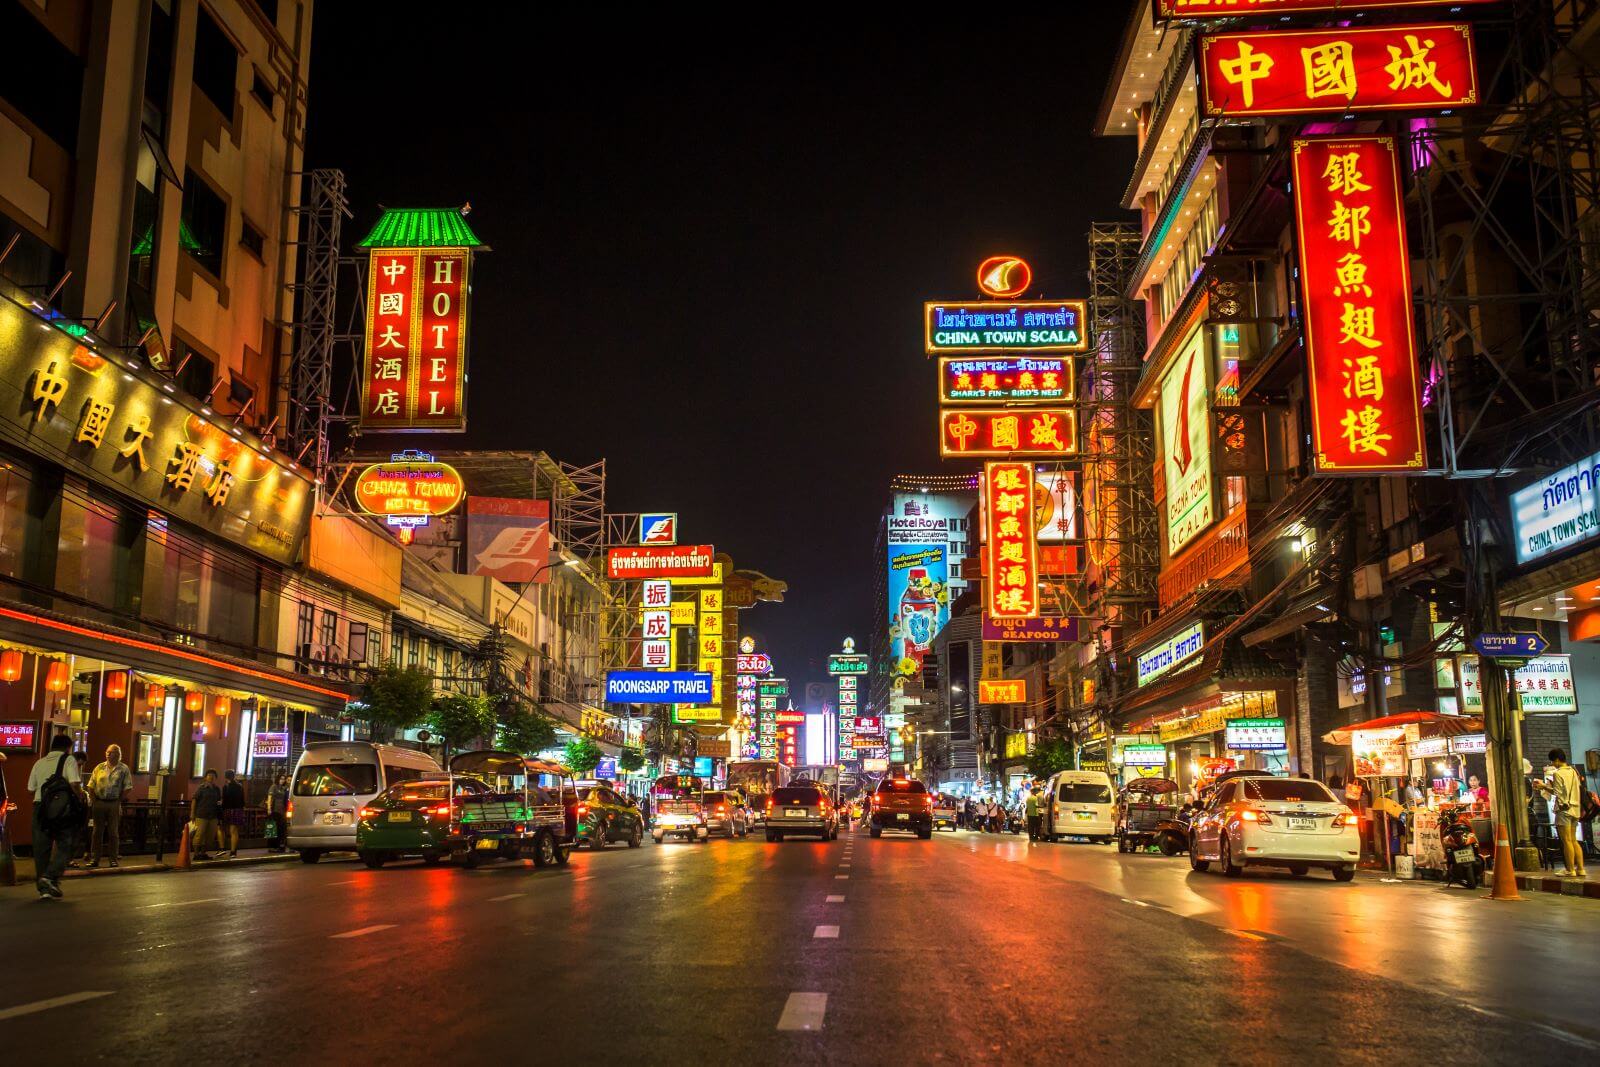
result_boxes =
[28,733,86,899]
[988,798,1002,833]
[221,769,248,857]
[1534,749,1587,878]
[190,770,224,860]
[264,772,290,853]
[1025,787,1042,842]
[86,744,132,868]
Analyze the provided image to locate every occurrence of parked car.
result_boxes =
[1189,775,1359,881]
[575,783,645,849]
[355,775,488,867]
[766,784,838,841]
[1039,770,1118,843]
[701,791,749,838]
[868,777,933,839]
[288,742,442,863]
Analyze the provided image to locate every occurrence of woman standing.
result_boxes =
[221,769,248,858]
[265,773,290,853]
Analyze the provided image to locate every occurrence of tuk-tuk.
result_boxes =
[1114,777,1181,853]
[447,751,577,868]
[932,794,959,832]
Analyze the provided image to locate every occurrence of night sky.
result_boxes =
[305,7,1135,692]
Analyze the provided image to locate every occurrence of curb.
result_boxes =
[1514,873,1600,899]
[10,851,300,884]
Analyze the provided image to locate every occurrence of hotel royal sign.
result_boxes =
[983,462,1040,620]
[358,207,485,433]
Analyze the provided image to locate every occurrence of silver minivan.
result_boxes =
[288,741,441,862]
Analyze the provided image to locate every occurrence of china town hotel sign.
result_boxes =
[0,293,313,564]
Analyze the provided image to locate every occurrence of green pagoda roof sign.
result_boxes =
[356,207,485,250]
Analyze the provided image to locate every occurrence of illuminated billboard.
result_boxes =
[1159,327,1215,555]
[924,300,1087,354]
[886,493,970,683]
[939,407,1077,458]
[467,497,551,583]
[984,462,1039,620]
[361,248,471,432]
[940,356,1073,403]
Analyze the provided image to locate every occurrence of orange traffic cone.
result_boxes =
[174,822,192,871]
[1487,822,1521,901]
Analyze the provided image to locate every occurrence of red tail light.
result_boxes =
[360,806,381,820]
[716,805,727,813]
[1336,812,1359,827]
[430,804,451,818]
[577,804,589,817]
[766,798,774,812]
[286,800,295,819]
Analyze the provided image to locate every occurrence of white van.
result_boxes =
[1040,769,1118,843]
[288,741,441,862]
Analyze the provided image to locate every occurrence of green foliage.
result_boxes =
[618,748,645,773]
[496,706,557,756]
[425,693,496,756]
[1026,735,1076,781]
[360,663,435,739]
[563,736,604,776]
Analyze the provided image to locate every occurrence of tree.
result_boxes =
[618,748,645,774]
[426,693,496,759]
[1026,735,1076,781]
[496,705,557,756]
[563,736,604,776]
[360,663,434,741]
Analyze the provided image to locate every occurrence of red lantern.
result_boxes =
[146,683,166,709]
[0,649,22,683]
[105,670,128,700]
[213,695,230,716]
[44,660,70,692]
[184,691,205,713]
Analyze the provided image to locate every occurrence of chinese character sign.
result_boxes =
[984,462,1039,620]
[362,248,471,431]
[940,407,1076,458]
[1292,136,1425,473]
[1200,24,1478,119]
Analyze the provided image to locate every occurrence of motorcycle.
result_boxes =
[1438,804,1485,890]
[1152,803,1196,857]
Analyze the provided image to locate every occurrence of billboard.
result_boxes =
[607,544,715,579]
[605,671,714,704]
[1033,469,1077,542]
[940,356,1072,403]
[940,407,1077,458]
[887,494,967,682]
[981,615,1079,642]
[924,300,1087,354]
[984,462,1040,619]
[467,498,552,583]
[354,459,464,520]
[1136,621,1206,688]
[361,248,471,431]
[640,513,678,544]
[1508,450,1600,565]
[978,679,1027,704]
[1160,326,1215,556]
[1199,24,1478,119]
[1291,136,1426,473]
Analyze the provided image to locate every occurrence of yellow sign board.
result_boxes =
[701,610,723,636]
[668,563,727,588]
[700,588,724,611]
[671,601,698,625]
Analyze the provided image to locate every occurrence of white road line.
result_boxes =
[814,925,839,939]
[826,895,845,903]
[834,874,849,880]
[1226,929,1267,942]
[1119,897,1151,908]
[138,898,221,910]
[0,991,114,1021]
[327,879,361,886]
[776,992,828,1031]
[329,924,396,939]
[487,893,524,902]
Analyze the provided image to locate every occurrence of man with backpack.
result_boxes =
[27,733,86,899]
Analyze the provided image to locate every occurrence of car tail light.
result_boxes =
[1237,808,1272,825]
[716,805,727,813]
[286,800,294,819]
[577,803,588,817]
[1335,812,1359,827]
[360,806,381,820]
[766,798,774,812]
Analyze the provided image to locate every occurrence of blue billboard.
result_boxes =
[605,671,714,704]
[886,492,970,682]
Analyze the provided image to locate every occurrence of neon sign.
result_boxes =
[976,256,1032,299]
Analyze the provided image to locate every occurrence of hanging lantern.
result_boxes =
[104,670,128,701]
[184,690,205,712]
[213,695,230,716]
[146,682,166,708]
[44,660,70,692]
[0,649,22,683]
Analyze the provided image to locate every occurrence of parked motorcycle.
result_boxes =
[1438,804,1485,890]
[1152,803,1196,857]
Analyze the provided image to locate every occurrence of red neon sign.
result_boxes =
[984,462,1040,620]
[606,545,716,580]
[1291,135,1426,474]
[362,248,471,431]
[1199,23,1478,119]
[1158,0,1495,17]
[975,256,1032,299]
[940,407,1077,458]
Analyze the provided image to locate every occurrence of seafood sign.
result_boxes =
[1509,451,1600,564]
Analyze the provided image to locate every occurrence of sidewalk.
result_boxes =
[4,847,300,885]
[1512,869,1600,900]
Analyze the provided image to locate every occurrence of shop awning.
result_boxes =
[1321,712,1484,746]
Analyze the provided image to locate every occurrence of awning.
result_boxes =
[1322,713,1484,746]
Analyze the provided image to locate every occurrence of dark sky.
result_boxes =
[305,7,1136,692]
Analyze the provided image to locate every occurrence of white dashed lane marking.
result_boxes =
[0,991,114,1020]
[329,924,396,939]
[826,895,845,902]
[814,925,839,939]
[139,898,220,909]
[487,893,524,902]
[777,992,828,1031]
[834,874,849,880]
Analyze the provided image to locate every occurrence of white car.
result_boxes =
[1189,775,1359,881]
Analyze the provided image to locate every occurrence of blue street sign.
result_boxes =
[605,670,714,705]
[1470,632,1548,660]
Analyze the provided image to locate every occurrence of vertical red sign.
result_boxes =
[1292,135,1426,473]
[418,251,468,426]
[362,248,470,431]
[363,250,417,430]
[984,461,1040,619]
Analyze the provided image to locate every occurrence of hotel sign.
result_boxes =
[361,247,471,431]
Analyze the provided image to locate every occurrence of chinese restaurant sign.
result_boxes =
[939,357,1073,403]
[984,462,1040,620]
[924,300,1087,355]
[1456,654,1577,715]
[1292,135,1426,473]
[606,544,716,579]
[353,459,464,519]
[977,679,1027,704]
[1159,0,1493,17]
[1200,24,1478,119]
[0,295,312,565]
[981,614,1079,642]
[362,248,471,431]
[940,407,1076,458]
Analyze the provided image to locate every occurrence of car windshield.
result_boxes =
[773,787,821,805]
[703,792,727,804]
[1245,778,1336,803]
[878,779,926,794]
[390,783,448,803]
[294,764,378,797]
[1058,783,1113,804]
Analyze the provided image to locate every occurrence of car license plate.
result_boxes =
[322,812,345,825]
[786,809,806,817]
[1075,811,1093,821]
[897,813,909,821]
[475,838,498,851]
[1454,848,1476,863]
[388,811,412,822]
[1289,816,1315,830]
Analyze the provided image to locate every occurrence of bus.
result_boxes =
[726,760,790,821]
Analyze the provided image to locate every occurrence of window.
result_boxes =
[180,170,226,278]
[135,733,156,773]
[348,622,369,664]
[427,644,438,675]
[296,601,315,648]
[239,218,265,260]
[773,787,823,805]
[0,457,37,581]
[192,8,239,118]
[0,1,84,150]
[249,69,275,113]
[1244,778,1336,804]
[407,636,418,668]
[319,609,337,648]
[56,491,137,618]
[143,1,175,132]
[172,339,216,402]
[251,0,279,25]
[382,764,429,787]
[1057,782,1112,804]
[293,764,378,796]
[877,779,927,794]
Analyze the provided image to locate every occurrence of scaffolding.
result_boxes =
[284,169,350,480]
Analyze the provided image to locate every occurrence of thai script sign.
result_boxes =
[924,300,1088,354]
[1136,621,1206,688]
[981,615,1080,642]
[940,356,1073,403]
[606,544,716,579]
[1509,451,1600,565]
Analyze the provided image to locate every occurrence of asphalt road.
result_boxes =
[3,825,1598,1064]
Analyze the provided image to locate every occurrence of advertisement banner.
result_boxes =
[607,545,716,579]
[1224,718,1287,751]
[1351,727,1407,777]
[940,356,1073,403]
[984,462,1040,619]
[887,494,965,681]
[639,513,678,544]
[1136,621,1206,688]
[1200,24,1479,119]
[605,671,714,705]
[978,679,1027,704]
[467,498,552,583]
[924,300,1088,354]
[981,615,1080,642]
[361,248,470,431]
[1160,327,1215,555]
[1457,654,1578,715]
[353,459,464,520]
[1034,470,1078,542]
[1292,136,1426,473]
[251,732,290,759]
[642,640,673,669]
[940,407,1077,458]
[1122,744,1167,768]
